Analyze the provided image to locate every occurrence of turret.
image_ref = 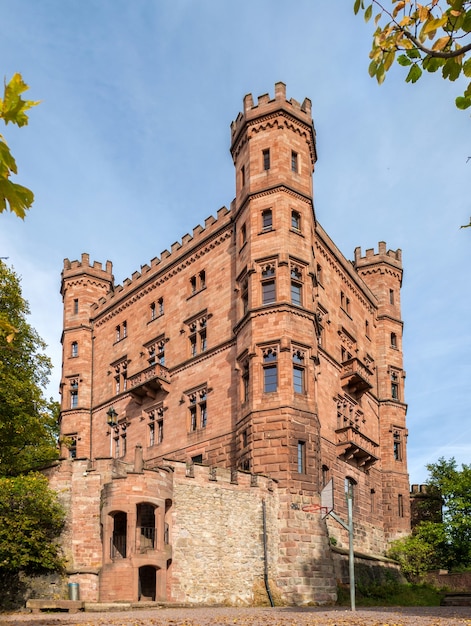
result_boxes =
[59,253,114,460]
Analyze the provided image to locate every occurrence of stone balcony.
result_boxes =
[340,357,373,397]
[335,425,379,470]
[127,363,170,402]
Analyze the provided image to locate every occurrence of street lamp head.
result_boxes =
[106,406,118,426]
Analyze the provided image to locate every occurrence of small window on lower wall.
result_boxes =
[297,440,306,474]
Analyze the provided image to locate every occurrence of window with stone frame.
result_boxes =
[261,209,273,231]
[146,337,166,366]
[292,347,306,394]
[391,332,398,349]
[188,387,208,432]
[261,262,276,305]
[291,151,298,173]
[148,405,164,447]
[65,433,77,459]
[291,210,301,231]
[297,440,306,474]
[393,428,404,461]
[187,314,208,358]
[150,298,164,321]
[189,271,206,296]
[398,494,404,517]
[115,321,128,343]
[73,298,79,314]
[70,378,79,408]
[71,341,78,358]
[391,370,400,400]
[112,358,128,395]
[290,263,303,306]
[262,148,270,171]
[241,359,250,403]
[262,346,278,393]
[113,421,128,458]
[240,223,247,248]
[241,277,249,315]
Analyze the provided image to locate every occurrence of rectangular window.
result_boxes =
[122,321,127,338]
[389,289,395,305]
[293,349,305,394]
[199,270,206,289]
[73,298,79,314]
[316,264,323,285]
[291,210,301,231]
[241,223,247,247]
[391,372,399,400]
[150,302,156,320]
[157,418,164,444]
[263,148,270,170]
[398,494,404,518]
[297,441,306,474]
[365,320,370,339]
[393,431,402,460]
[188,389,207,431]
[391,332,397,348]
[262,280,276,304]
[262,209,272,231]
[261,264,276,305]
[241,280,248,314]
[242,362,249,402]
[263,348,277,393]
[158,297,164,315]
[291,282,302,306]
[70,380,78,408]
[188,317,207,357]
[241,165,245,186]
[116,325,121,342]
[149,421,155,447]
[71,341,78,358]
[190,275,197,294]
[291,151,298,173]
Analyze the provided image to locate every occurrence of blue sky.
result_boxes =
[0,1,469,485]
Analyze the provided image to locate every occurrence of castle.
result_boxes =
[51,83,410,605]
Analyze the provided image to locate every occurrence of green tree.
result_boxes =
[354,1,471,110]
[388,457,471,578]
[0,473,64,574]
[0,73,38,219]
[426,456,471,566]
[0,261,59,475]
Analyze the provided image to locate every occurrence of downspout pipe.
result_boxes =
[262,499,275,607]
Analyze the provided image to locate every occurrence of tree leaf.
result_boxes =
[365,4,373,22]
[1,73,39,128]
[0,178,34,219]
[398,54,412,66]
[455,95,471,108]
[406,64,423,82]
[463,57,471,77]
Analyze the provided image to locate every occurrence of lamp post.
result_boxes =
[106,406,118,457]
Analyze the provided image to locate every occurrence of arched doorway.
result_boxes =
[138,565,157,601]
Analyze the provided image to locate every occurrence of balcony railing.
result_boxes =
[340,357,373,396]
[110,533,126,559]
[138,526,156,552]
[127,363,170,400]
[336,425,379,470]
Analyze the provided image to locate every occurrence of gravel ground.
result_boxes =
[1,606,471,626]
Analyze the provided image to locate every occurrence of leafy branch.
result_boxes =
[354,0,471,109]
[0,73,39,218]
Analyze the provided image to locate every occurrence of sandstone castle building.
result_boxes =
[52,83,409,605]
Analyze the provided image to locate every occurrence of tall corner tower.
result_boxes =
[60,253,114,460]
[354,242,410,539]
[229,82,321,490]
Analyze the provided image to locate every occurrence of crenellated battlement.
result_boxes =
[353,241,402,271]
[230,81,313,142]
[62,252,114,282]
[88,205,232,313]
